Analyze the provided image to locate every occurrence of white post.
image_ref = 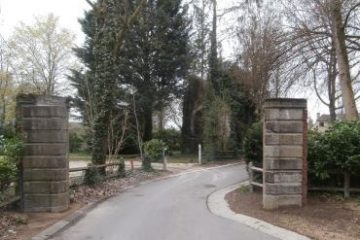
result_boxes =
[198,144,202,165]
[163,148,167,171]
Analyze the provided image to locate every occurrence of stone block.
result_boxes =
[25,130,67,143]
[20,118,68,130]
[265,171,302,183]
[23,169,68,181]
[22,156,68,169]
[23,181,68,194]
[265,183,302,195]
[263,194,302,210]
[21,106,68,118]
[263,98,307,109]
[264,134,303,145]
[25,143,67,156]
[264,146,303,158]
[264,109,304,121]
[264,158,303,170]
[23,193,69,212]
[265,121,303,133]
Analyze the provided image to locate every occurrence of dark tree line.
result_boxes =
[70,0,191,165]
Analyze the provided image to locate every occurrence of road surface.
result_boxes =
[53,164,278,240]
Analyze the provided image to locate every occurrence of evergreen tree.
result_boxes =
[119,0,191,141]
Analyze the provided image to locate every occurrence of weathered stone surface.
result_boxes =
[21,106,67,118]
[25,130,67,143]
[262,98,307,209]
[20,118,68,130]
[18,95,69,213]
[265,121,303,133]
[23,169,68,181]
[263,98,307,109]
[25,143,67,156]
[264,134,303,145]
[263,194,302,210]
[264,109,304,121]
[23,181,68,194]
[264,146,303,158]
[23,193,69,212]
[265,183,302,195]
[264,158,302,170]
[22,156,68,169]
[265,171,302,183]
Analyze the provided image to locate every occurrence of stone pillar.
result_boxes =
[17,95,69,212]
[263,98,307,210]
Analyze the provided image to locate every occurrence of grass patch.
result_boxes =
[69,153,91,161]
[167,153,197,163]
[237,185,250,193]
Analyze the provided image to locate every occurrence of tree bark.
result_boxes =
[143,103,153,142]
[330,0,359,121]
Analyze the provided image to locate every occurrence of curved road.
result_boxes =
[53,164,277,240]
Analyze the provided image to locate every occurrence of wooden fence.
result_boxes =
[69,162,128,186]
[248,162,263,192]
[248,162,360,197]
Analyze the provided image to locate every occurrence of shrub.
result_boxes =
[144,139,167,162]
[84,164,102,186]
[243,122,262,166]
[153,129,181,153]
[0,158,17,192]
[2,136,24,163]
[0,134,23,193]
[308,122,360,181]
[69,132,84,153]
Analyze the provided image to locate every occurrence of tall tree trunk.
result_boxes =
[330,0,359,120]
[158,107,165,131]
[143,103,153,142]
[209,0,218,86]
[328,40,337,122]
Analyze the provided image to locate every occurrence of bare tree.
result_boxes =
[234,4,296,114]
[9,14,75,95]
[282,0,360,120]
[0,35,16,125]
[329,0,358,120]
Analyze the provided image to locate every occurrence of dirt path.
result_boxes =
[226,189,360,240]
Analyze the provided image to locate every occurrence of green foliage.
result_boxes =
[0,158,17,192]
[0,135,24,163]
[154,129,181,153]
[203,88,232,161]
[0,132,22,193]
[243,122,263,166]
[142,156,153,172]
[84,164,102,186]
[144,139,167,162]
[308,122,360,181]
[69,132,84,153]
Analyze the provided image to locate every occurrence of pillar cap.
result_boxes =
[264,98,307,109]
[17,94,71,108]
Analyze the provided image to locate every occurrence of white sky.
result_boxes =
[0,0,90,45]
[0,0,326,120]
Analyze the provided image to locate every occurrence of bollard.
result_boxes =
[130,159,134,170]
[198,144,202,165]
[163,148,168,171]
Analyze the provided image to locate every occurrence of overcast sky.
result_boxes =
[0,0,325,120]
[0,0,90,45]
